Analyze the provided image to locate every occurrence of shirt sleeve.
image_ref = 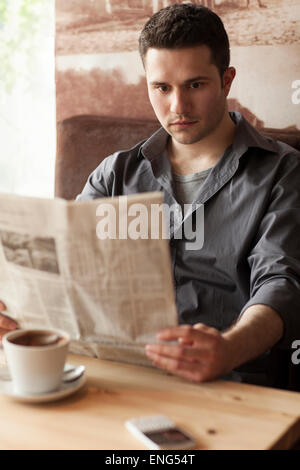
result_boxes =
[240,151,300,349]
[76,156,112,201]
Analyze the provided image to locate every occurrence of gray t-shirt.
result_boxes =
[172,167,212,210]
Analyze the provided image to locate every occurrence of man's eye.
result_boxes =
[157,85,169,93]
[190,82,203,89]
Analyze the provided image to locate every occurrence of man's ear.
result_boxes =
[222,67,236,97]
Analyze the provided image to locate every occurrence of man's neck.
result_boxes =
[168,112,237,175]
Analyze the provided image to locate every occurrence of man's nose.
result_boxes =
[169,89,191,115]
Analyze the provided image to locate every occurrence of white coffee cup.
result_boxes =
[3,328,70,395]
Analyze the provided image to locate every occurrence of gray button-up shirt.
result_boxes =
[78,112,300,384]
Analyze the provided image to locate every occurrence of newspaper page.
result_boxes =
[0,192,178,366]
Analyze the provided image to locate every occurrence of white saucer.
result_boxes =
[0,364,86,403]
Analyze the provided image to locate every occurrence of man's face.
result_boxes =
[144,45,235,145]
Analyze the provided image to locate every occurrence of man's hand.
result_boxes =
[145,323,234,383]
[145,305,284,383]
[0,301,18,342]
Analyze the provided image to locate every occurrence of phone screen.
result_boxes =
[144,427,192,446]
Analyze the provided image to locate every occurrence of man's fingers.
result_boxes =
[157,324,219,348]
[146,343,204,363]
[193,323,210,330]
[146,350,206,383]
[0,311,18,343]
[156,325,196,342]
[0,327,10,340]
[0,313,18,330]
[0,302,19,331]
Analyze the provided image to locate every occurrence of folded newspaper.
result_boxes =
[0,192,178,366]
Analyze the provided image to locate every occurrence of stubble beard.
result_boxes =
[168,123,214,145]
[167,99,227,146]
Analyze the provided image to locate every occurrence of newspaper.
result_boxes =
[0,192,178,366]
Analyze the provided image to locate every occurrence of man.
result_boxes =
[1,4,300,386]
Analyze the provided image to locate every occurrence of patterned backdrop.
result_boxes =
[55,0,300,133]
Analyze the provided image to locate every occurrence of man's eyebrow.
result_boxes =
[149,81,168,86]
[183,75,211,83]
[149,76,211,86]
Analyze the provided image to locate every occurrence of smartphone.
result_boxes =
[125,414,196,450]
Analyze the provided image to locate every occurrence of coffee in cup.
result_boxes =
[9,330,65,347]
[3,328,70,395]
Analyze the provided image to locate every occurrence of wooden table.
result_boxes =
[1,352,300,450]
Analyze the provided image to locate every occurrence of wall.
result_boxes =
[55,0,300,133]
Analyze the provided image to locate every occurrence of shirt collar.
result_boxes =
[229,111,278,157]
[139,111,278,163]
[140,127,169,162]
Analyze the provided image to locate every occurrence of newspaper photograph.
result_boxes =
[0,192,178,366]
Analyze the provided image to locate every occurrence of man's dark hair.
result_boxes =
[139,3,230,78]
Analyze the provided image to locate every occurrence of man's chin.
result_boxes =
[163,123,207,144]
[169,131,208,146]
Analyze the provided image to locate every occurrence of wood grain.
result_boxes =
[0,352,300,450]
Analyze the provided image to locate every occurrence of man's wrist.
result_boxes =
[221,304,284,372]
[221,330,246,372]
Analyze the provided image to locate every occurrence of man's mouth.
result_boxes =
[170,120,198,128]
